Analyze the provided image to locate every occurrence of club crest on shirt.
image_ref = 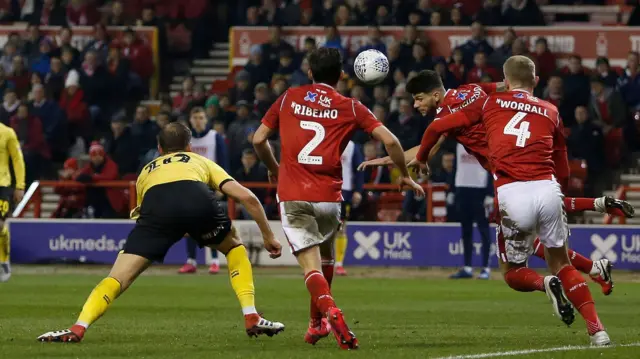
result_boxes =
[304,91,318,103]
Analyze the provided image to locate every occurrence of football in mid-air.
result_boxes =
[353,49,390,85]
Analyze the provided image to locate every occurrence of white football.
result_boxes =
[354,49,390,85]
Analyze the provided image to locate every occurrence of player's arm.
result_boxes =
[358,135,445,171]
[475,82,506,94]
[253,92,285,177]
[552,118,570,192]
[7,128,25,192]
[130,176,144,219]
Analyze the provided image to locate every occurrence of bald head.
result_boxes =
[158,122,192,154]
[503,55,538,91]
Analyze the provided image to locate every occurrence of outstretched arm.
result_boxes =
[415,108,482,163]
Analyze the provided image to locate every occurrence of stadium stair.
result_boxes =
[584,173,640,224]
[22,186,59,219]
[170,43,230,98]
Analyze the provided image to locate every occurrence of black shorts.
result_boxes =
[123,180,232,262]
[0,187,13,221]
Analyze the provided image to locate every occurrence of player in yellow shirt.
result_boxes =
[37,123,285,342]
[0,123,25,282]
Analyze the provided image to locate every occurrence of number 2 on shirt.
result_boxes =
[503,111,531,147]
[298,121,325,165]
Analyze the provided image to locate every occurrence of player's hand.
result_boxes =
[398,176,425,197]
[263,234,282,259]
[13,189,24,204]
[407,158,430,177]
[357,158,387,171]
[352,192,362,207]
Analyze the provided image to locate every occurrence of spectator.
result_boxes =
[75,142,126,218]
[543,74,576,126]
[0,67,14,100]
[279,0,302,26]
[0,42,18,74]
[130,105,159,162]
[261,26,294,71]
[618,51,640,111]
[335,4,356,26]
[59,69,90,140]
[408,9,425,26]
[291,57,312,87]
[297,37,317,65]
[66,0,99,26]
[567,106,606,197]
[475,0,502,26]
[488,27,516,69]
[323,26,346,59]
[357,26,387,55]
[245,6,266,26]
[502,0,545,26]
[32,0,67,26]
[510,38,528,57]
[399,25,420,61]
[51,27,80,64]
[275,49,297,80]
[300,7,314,26]
[22,24,42,61]
[235,149,269,218]
[44,57,65,100]
[457,22,494,69]
[563,55,591,107]
[373,85,390,108]
[253,83,273,118]
[336,78,349,96]
[466,51,499,83]
[589,76,627,132]
[531,37,556,84]
[594,57,619,88]
[105,1,130,26]
[104,116,139,176]
[78,50,109,121]
[205,96,221,121]
[185,83,208,113]
[120,28,154,91]
[190,106,229,170]
[7,56,29,99]
[409,42,432,73]
[227,100,259,172]
[0,88,19,125]
[29,84,66,160]
[448,48,466,83]
[244,45,272,87]
[10,103,50,185]
[229,70,254,104]
[60,46,79,72]
[172,76,195,114]
[387,97,424,149]
[105,46,130,107]
[386,41,406,86]
[53,158,85,218]
[435,59,460,90]
[30,39,52,76]
[156,111,172,130]
[83,24,110,64]
[430,10,443,26]
[448,6,468,26]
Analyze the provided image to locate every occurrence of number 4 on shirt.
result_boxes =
[503,111,531,147]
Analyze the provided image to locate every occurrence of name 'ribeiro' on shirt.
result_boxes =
[291,101,339,119]
[495,99,549,117]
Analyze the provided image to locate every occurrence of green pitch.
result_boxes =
[1,266,640,359]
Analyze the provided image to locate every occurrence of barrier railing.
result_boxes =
[15,181,447,222]
[604,185,639,224]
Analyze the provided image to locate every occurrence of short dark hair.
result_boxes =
[158,122,192,153]
[406,70,444,95]
[308,47,343,86]
[190,106,205,115]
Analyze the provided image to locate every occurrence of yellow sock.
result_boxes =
[76,277,122,328]
[0,226,9,263]
[226,246,256,315]
[335,231,348,266]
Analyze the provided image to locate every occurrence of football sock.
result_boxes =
[0,226,9,263]
[186,237,198,262]
[533,239,594,275]
[310,258,335,326]
[75,277,122,330]
[226,245,257,315]
[305,270,336,316]
[564,197,595,213]
[556,265,605,335]
[503,267,545,292]
[322,258,334,286]
[335,232,347,266]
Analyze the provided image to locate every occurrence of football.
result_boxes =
[353,49,390,85]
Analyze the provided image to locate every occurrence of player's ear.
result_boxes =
[186,144,192,152]
[307,69,313,81]
[503,78,511,91]
[340,70,346,80]
[534,76,540,89]
[157,144,164,155]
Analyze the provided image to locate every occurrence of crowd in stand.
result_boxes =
[3,0,640,221]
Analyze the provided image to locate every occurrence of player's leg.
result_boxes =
[475,196,491,280]
[306,228,336,345]
[335,196,351,276]
[451,188,474,278]
[564,196,634,218]
[178,236,199,274]
[209,226,284,337]
[0,189,13,282]
[539,183,610,345]
[208,248,220,274]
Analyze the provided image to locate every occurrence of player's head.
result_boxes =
[189,106,207,133]
[307,47,344,86]
[158,122,192,154]
[503,55,539,92]
[405,70,445,116]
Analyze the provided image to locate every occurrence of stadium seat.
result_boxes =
[183,0,208,19]
[210,79,231,95]
[376,192,404,222]
[568,159,588,196]
[605,128,623,168]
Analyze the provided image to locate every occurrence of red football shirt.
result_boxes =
[261,83,382,202]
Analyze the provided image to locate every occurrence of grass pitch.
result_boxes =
[1,266,639,359]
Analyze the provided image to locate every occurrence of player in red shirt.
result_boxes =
[252,48,423,350]
[360,70,632,296]
[409,57,611,346]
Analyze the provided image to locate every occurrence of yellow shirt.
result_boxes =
[131,151,233,219]
[0,123,25,190]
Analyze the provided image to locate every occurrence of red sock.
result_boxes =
[533,239,594,275]
[606,207,626,217]
[564,197,595,213]
[309,259,335,326]
[305,270,336,316]
[503,267,545,292]
[322,258,334,287]
[557,266,604,335]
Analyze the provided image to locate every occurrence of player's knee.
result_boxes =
[544,245,571,275]
[216,230,243,255]
[0,219,5,229]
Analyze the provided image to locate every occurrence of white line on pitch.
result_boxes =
[432,342,640,359]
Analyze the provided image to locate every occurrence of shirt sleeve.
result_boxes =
[415,97,485,162]
[352,100,383,134]
[7,128,25,190]
[475,82,500,94]
[206,158,234,190]
[552,118,570,192]
[262,91,287,130]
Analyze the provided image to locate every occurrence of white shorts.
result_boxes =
[495,179,568,264]
[280,201,341,254]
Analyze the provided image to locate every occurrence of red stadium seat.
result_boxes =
[210,79,231,95]
[183,0,208,19]
[567,159,588,197]
[376,192,404,222]
[605,128,623,168]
